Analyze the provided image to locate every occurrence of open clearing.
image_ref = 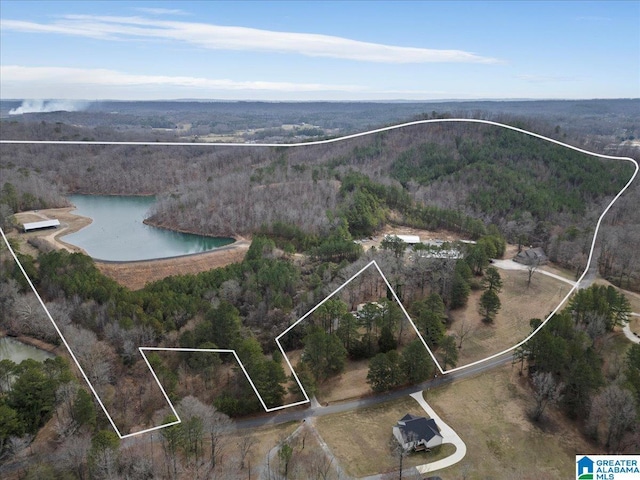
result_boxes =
[315,396,456,477]
[315,364,598,479]
[426,364,596,479]
[316,358,372,404]
[449,268,572,366]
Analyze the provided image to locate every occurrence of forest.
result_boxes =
[0,103,639,478]
[1,112,637,287]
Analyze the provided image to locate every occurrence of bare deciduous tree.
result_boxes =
[56,432,91,480]
[237,433,256,470]
[530,371,564,422]
[455,319,475,349]
[587,385,637,452]
[527,257,540,287]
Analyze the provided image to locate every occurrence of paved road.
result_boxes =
[235,352,514,431]
[578,246,601,289]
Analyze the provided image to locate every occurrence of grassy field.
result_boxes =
[449,268,572,366]
[426,365,597,479]
[315,363,598,478]
[315,396,456,477]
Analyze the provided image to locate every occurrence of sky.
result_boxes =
[0,0,638,101]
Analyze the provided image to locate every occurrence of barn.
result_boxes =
[385,234,421,245]
[22,219,60,232]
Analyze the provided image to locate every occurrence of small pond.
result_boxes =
[62,195,234,261]
[0,336,55,364]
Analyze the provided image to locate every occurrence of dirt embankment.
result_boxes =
[0,330,63,356]
[94,242,250,290]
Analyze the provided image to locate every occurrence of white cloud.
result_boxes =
[0,65,365,93]
[0,15,501,64]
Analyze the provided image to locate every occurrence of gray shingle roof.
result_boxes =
[397,415,441,444]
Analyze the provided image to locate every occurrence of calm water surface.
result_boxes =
[63,195,233,261]
[0,337,55,363]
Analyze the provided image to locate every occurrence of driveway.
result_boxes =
[491,258,576,286]
[410,391,467,475]
[358,391,468,479]
[624,313,640,344]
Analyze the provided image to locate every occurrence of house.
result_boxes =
[22,219,60,233]
[513,247,548,266]
[392,414,443,452]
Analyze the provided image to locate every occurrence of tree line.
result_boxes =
[517,284,638,453]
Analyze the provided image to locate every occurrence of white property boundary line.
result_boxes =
[1,119,637,438]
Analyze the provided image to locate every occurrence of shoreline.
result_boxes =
[0,330,61,356]
[143,217,246,243]
[16,204,244,260]
[10,206,251,290]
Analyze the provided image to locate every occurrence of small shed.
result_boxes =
[392,414,443,452]
[514,247,548,266]
[22,219,60,232]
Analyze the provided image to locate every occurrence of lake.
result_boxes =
[0,337,55,364]
[62,195,234,261]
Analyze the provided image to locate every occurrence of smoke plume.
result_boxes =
[9,99,90,115]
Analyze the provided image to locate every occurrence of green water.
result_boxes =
[63,195,234,261]
[0,337,55,363]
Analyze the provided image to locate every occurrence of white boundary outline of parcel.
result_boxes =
[1,119,637,438]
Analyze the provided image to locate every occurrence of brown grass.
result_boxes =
[94,244,249,290]
[622,288,640,315]
[449,269,572,366]
[241,421,300,474]
[315,396,456,477]
[425,365,598,479]
[316,358,372,404]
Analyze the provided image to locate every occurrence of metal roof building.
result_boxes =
[23,219,60,232]
[385,234,421,244]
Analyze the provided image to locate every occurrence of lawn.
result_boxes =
[426,364,597,479]
[449,268,572,366]
[314,364,599,478]
[315,396,456,477]
[242,421,300,475]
